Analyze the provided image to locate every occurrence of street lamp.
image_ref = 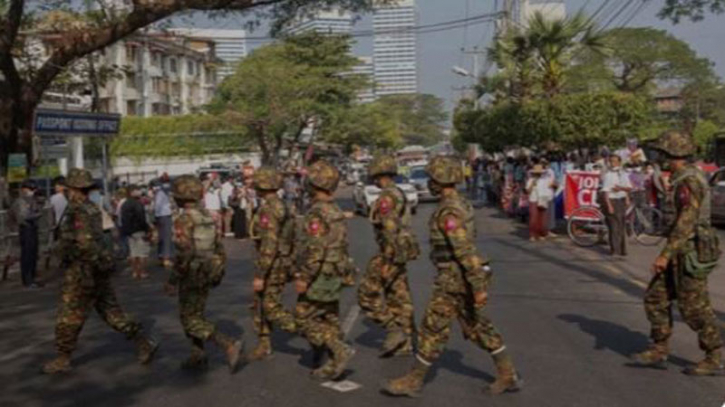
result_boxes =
[452,65,480,108]
[452,66,472,77]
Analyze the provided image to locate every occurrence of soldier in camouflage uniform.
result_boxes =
[42,169,158,374]
[248,167,298,361]
[631,131,724,376]
[165,175,243,373]
[294,159,356,381]
[384,156,522,397]
[358,154,419,357]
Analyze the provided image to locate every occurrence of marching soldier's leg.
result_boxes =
[632,271,673,367]
[383,269,415,357]
[250,283,297,361]
[678,272,724,376]
[94,273,157,365]
[358,255,389,324]
[460,303,522,395]
[384,287,457,397]
[43,267,92,374]
[305,301,354,381]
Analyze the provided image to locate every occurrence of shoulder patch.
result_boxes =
[443,215,460,233]
[307,217,322,236]
[378,196,393,215]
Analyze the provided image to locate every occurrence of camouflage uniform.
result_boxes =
[168,175,243,373]
[633,132,724,375]
[357,155,419,357]
[295,160,355,380]
[384,156,521,398]
[43,169,157,374]
[248,167,297,360]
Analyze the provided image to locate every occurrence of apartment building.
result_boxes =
[169,28,247,81]
[373,0,419,97]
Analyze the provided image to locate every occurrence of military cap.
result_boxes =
[368,154,398,178]
[653,130,695,158]
[254,166,283,191]
[425,156,463,185]
[173,175,203,202]
[66,168,95,189]
[306,159,340,193]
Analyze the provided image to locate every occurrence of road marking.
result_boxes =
[321,380,362,392]
[341,304,360,339]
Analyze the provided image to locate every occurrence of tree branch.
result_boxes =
[0,0,24,52]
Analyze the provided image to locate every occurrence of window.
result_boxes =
[125,46,137,63]
[187,60,194,75]
[126,72,137,90]
[169,58,177,73]
[126,101,137,116]
[151,52,161,67]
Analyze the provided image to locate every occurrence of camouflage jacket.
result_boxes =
[370,186,410,261]
[57,198,112,265]
[169,204,225,286]
[251,194,296,280]
[297,199,349,284]
[429,192,490,293]
[661,164,709,260]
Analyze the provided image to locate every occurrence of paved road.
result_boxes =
[1,190,724,407]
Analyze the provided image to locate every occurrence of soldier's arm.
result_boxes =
[297,213,328,284]
[170,213,194,285]
[55,206,77,256]
[439,208,491,293]
[255,206,281,279]
[375,192,405,262]
[660,178,703,260]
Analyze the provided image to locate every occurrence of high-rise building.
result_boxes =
[285,8,354,35]
[521,0,567,26]
[373,0,418,97]
[352,57,376,104]
[170,28,248,81]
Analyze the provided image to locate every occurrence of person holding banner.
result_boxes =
[602,155,632,256]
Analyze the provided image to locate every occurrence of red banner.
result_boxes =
[564,171,601,218]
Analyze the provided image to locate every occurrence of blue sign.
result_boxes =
[34,109,121,137]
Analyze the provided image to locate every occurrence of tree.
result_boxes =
[318,101,404,150]
[209,32,365,164]
[0,0,388,172]
[659,0,725,23]
[373,94,449,146]
[572,28,717,94]
[487,11,604,102]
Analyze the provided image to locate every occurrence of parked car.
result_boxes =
[710,168,725,223]
[353,174,419,216]
[409,166,436,202]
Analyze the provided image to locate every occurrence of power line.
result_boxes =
[618,0,652,28]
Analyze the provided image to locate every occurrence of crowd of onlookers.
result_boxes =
[464,139,669,256]
[0,159,307,288]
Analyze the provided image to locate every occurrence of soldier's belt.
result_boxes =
[430,250,455,263]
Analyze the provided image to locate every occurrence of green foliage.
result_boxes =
[210,32,365,164]
[455,92,653,151]
[110,115,248,159]
[693,120,723,150]
[659,0,725,22]
[570,28,717,94]
[372,94,448,146]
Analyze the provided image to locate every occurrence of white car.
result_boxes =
[353,174,419,216]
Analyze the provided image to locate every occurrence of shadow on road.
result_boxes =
[558,313,693,368]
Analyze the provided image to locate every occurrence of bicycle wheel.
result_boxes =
[633,206,666,246]
[567,206,608,247]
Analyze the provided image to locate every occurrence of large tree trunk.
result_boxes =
[0,89,35,174]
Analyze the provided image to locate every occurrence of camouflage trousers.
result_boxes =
[178,283,216,341]
[644,261,723,352]
[418,281,505,363]
[357,255,415,335]
[55,264,140,355]
[253,280,296,338]
[295,296,342,349]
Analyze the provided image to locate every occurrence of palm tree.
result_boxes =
[487,27,537,103]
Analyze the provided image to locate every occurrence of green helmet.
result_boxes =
[173,175,203,202]
[306,159,340,192]
[369,154,398,178]
[66,168,95,189]
[254,166,282,191]
[426,156,463,185]
[653,130,695,158]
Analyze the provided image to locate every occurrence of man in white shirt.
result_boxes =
[50,177,68,228]
[204,181,223,235]
[602,154,632,256]
[153,182,173,267]
[220,177,235,237]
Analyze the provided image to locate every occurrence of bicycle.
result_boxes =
[567,204,666,248]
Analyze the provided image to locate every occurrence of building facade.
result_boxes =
[169,29,247,82]
[97,33,219,117]
[373,0,418,97]
[353,57,376,104]
[285,8,354,35]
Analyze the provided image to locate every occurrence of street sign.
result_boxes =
[33,108,121,138]
[7,153,27,183]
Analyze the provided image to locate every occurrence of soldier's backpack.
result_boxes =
[188,209,226,287]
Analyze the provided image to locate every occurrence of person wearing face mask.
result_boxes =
[602,154,632,256]
[11,179,43,288]
[121,186,151,279]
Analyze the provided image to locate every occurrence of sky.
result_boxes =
[189,0,725,113]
